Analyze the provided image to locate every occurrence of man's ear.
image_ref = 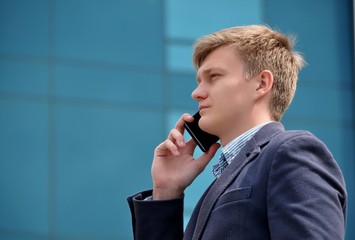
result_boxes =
[256,70,273,98]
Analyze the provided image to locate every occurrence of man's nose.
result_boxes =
[191,84,207,101]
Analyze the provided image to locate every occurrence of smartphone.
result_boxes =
[184,111,219,152]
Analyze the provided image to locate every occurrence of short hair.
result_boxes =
[193,25,306,121]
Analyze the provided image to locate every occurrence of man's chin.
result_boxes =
[199,117,215,135]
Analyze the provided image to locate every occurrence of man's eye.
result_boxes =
[211,74,221,80]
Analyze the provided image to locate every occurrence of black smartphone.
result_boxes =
[184,111,219,152]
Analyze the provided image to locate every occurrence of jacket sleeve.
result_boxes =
[267,132,347,240]
[127,190,184,240]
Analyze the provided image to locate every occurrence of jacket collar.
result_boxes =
[191,122,285,240]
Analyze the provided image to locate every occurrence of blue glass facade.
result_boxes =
[0,0,354,239]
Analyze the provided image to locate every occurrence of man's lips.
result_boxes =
[198,105,209,111]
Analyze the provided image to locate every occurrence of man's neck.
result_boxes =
[220,118,273,147]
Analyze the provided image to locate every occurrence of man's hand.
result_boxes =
[152,113,220,200]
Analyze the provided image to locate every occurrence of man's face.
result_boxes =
[192,45,258,144]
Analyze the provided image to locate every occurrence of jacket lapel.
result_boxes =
[191,122,284,240]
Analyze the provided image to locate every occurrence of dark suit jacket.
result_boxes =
[127,122,347,240]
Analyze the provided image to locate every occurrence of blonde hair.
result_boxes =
[193,25,306,121]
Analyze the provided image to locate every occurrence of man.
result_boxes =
[127,25,347,239]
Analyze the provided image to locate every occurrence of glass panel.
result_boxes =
[0,100,49,232]
[0,0,48,57]
[55,104,164,236]
[55,0,163,68]
[166,0,263,39]
[54,64,164,106]
[0,60,48,95]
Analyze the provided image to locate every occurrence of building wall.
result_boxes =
[0,0,353,239]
